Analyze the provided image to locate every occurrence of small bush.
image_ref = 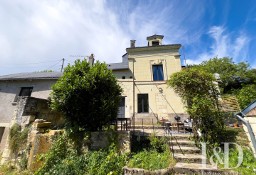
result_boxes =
[127,149,173,170]
[9,123,29,156]
[128,134,174,170]
[149,133,169,152]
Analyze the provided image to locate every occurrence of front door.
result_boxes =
[117,97,125,118]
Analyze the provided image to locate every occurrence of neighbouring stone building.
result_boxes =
[0,34,187,161]
[0,72,62,155]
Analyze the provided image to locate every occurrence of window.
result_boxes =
[152,41,159,46]
[152,64,164,81]
[13,87,33,103]
[0,127,5,143]
[19,87,33,96]
[138,94,149,113]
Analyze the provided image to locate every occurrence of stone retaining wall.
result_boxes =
[123,166,173,175]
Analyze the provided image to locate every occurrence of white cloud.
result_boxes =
[187,26,250,65]
[0,0,131,74]
[0,0,210,75]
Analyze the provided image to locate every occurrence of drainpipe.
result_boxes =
[235,113,256,158]
[132,58,135,131]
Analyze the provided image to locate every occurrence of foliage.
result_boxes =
[0,163,32,175]
[149,133,169,152]
[85,144,128,175]
[128,134,174,170]
[127,149,172,171]
[9,124,29,155]
[235,84,256,109]
[0,163,16,175]
[35,134,70,175]
[168,67,225,146]
[198,57,256,93]
[36,134,127,175]
[50,59,122,132]
[215,148,256,174]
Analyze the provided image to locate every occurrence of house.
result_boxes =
[0,72,62,152]
[108,34,187,124]
[236,100,256,157]
[0,34,187,155]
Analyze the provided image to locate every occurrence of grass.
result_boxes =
[213,127,256,174]
[127,148,175,170]
[127,133,175,171]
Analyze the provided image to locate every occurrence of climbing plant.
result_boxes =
[9,123,29,156]
[168,67,225,146]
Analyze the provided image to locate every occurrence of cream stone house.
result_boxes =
[108,34,187,124]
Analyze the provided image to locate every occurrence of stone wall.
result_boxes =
[26,129,130,171]
[19,96,65,128]
[123,166,173,175]
[90,131,131,153]
[1,96,65,164]
[27,128,62,171]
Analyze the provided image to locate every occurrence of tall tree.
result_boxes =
[50,59,122,132]
[198,57,256,93]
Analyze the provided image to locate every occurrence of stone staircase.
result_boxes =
[220,95,241,112]
[170,134,235,175]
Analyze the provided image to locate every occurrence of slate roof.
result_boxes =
[107,62,129,70]
[146,34,164,40]
[0,72,63,81]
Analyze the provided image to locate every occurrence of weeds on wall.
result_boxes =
[35,133,128,175]
[35,132,174,174]
[9,124,29,157]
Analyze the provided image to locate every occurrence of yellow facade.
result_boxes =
[110,35,187,124]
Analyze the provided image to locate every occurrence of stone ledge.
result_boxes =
[123,166,173,175]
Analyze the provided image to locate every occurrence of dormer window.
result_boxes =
[152,64,164,81]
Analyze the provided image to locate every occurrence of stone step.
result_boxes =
[170,139,195,146]
[171,134,193,140]
[174,162,224,174]
[171,146,201,154]
[174,153,206,163]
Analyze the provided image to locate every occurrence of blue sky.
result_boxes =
[0,0,256,75]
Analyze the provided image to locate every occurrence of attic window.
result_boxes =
[13,87,33,103]
[122,76,125,79]
[152,41,159,46]
[19,87,33,96]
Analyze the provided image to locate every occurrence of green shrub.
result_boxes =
[149,133,169,152]
[9,124,29,154]
[36,134,127,175]
[127,148,173,170]
[128,134,174,170]
[86,145,128,175]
